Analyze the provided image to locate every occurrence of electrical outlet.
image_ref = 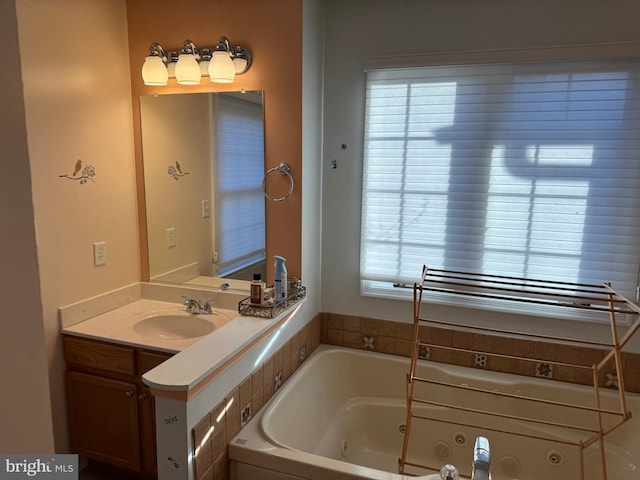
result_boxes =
[202,200,211,218]
[167,227,176,248]
[93,242,106,266]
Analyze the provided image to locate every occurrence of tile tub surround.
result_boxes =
[321,313,640,393]
[191,315,322,480]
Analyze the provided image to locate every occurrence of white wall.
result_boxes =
[302,0,325,315]
[15,0,139,451]
[321,0,640,343]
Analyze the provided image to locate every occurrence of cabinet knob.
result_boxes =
[124,390,134,398]
[138,393,146,402]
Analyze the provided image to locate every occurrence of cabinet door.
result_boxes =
[66,371,141,472]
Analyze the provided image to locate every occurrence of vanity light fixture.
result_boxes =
[141,36,252,86]
[141,43,169,86]
[175,40,202,85]
[209,37,235,83]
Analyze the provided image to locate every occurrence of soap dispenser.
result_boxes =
[274,256,288,303]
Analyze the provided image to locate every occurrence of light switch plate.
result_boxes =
[202,200,211,218]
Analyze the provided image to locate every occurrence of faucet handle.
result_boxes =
[181,296,196,306]
[439,464,460,480]
[201,301,213,313]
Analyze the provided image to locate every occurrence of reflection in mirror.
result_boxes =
[140,91,266,291]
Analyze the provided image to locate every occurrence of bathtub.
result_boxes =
[229,346,640,480]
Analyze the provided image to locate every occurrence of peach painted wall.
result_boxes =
[126,0,303,285]
[0,0,54,454]
[16,0,139,451]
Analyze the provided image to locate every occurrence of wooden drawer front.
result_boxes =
[137,350,171,375]
[64,336,135,376]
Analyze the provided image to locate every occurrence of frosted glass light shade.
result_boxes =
[175,54,201,85]
[233,57,248,74]
[209,51,235,83]
[142,56,168,86]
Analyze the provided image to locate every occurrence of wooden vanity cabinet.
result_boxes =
[63,335,172,477]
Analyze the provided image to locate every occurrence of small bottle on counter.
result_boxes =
[250,273,264,304]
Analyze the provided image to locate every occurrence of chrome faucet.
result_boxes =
[182,296,212,314]
[471,436,491,480]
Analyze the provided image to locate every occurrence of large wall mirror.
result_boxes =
[140,91,266,291]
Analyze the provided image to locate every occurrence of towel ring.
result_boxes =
[262,162,294,202]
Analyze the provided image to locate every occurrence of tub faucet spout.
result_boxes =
[471,436,490,480]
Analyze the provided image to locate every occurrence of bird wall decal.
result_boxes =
[59,159,96,184]
[168,161,189,180]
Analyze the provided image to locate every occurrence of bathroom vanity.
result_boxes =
[59,282,310,480]
[59,287,241,477]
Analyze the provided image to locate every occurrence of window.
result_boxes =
[214,93,265,276]
[361,58,640,315]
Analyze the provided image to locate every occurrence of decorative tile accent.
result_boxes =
[274,371,283,391]
[605,372,619,388]
[240,403,252,427]
[535,362,553,378]
[418,344,430,360]
[167,454,181,469]
[474,354,488,368]
[363,335,375,350]
[164,415,179,427]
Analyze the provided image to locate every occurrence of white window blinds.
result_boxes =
[214,93,265,276]
[361,59,640,304]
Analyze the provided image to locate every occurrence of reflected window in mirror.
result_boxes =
[214,92,266,279]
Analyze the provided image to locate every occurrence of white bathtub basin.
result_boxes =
[230,346,640,480]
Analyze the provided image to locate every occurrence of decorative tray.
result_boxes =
[238,285,306,318]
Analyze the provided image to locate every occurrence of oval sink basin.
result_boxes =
[132,312,216,339]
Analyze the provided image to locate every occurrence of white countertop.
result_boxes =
[61,298,238,354]
[61,290,305,394]
[141,308,298,392]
